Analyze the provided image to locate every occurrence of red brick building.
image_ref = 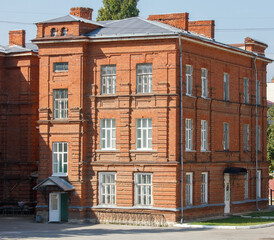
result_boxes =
[33,7,271,224]
[0,30,39,205]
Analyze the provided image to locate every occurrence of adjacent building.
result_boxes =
[31,7,271,224]
[0,30,39,205]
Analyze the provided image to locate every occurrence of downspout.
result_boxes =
[254,53,260,211]
[178,33,184,223]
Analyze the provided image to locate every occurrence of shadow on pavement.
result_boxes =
[0,216,209,239]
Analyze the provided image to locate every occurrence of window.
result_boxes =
[52,142,68,176]
[185,119,193,151]
[256,125,261,151]
[53,89,68,119]
[136,64,152,93]
[186,65,193,96]
[136,118,152,150]
[201,172,208,204]
[100,119,116,150]
[243,77,249,104]
[53,62,68,72]
[223,123,229,150]
[201,68,208,98]
[244,172,248,199]
[243,124,249,151]
[51,28,57,37]
[256,80,260,105]
[135,173,152,206]
[186,172,193,206]
[201,120,208,151]
[61,27,67,36]
[223,73,229,101]
[101,65,116,94]
[256,170,261,198]
[99,172,116,205]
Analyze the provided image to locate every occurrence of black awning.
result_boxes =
[223,167,247,174]
[33,176,75,191]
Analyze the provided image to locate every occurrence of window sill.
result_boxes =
[53,70,68,73]
[133,205,153,208]
[96,150,120,153]
[200,150,211,153]
[186,94,196,98]
[52,174,68,177]
[130,150,156,153]
[201,96,210,100]
[98,94,117,97]
[97,204,116,208]
[185,150,196,152]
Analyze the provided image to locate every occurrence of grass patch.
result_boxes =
[245,211,274,217]
[190,216,274,226]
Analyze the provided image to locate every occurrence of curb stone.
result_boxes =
[174,222,274,229]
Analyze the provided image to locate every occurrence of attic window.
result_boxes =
[51,28,57,37]
[61,28,67,36]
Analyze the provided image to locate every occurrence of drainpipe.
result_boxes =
[254,54,260,211]
[178,33,184,223]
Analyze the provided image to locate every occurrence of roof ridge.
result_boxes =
[139,16,183,33]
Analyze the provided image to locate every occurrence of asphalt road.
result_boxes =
[0,216,274,240]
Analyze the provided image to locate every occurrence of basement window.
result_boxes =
[53,62,68,72]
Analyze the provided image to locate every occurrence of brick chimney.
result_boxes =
[9,30,25,47]
[148,13,189,31]
[189,20,215,39]
[70,7,93,20]
[245,37,268,56]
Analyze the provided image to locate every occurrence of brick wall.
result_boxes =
[0,53,39,203]
[34,14,269,223]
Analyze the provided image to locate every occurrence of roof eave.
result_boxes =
[31,32,272,63]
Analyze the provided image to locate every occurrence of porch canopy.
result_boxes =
[33,176,75,191]
[223,167,247,174]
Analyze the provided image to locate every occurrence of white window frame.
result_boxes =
[52,142,68,176]
[101,65,116,95]
[256,80,260,105]
[223,73,229,101]
[256,170,261,198]
[136,64,152,93]
[223,123,229,151]
[201,120,208,151]
[256,125,261,151]
[244,172,249,199]
[53,89,68,119]
[100,119,116,150]
[243,124,249,151]
[186,172,193,206]
[201,172,208,204]
[243,77,249,104]
[201,68,208,98]
[185,119,193,151]
[136,118,152,150]
[135,173,152,206]
[99,172,116,206]
[186,65,193,96]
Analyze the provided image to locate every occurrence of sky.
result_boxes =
[1,0,274,81]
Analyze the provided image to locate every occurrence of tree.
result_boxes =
[267,106,274,173]
[97,0,139,21]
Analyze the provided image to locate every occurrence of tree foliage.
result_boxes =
[97,0,139,21]
[267,106,274,173]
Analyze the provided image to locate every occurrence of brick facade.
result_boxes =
[33,8,271,224]
[0,31,39,204]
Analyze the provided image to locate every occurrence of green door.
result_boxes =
[60,193,68,221]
